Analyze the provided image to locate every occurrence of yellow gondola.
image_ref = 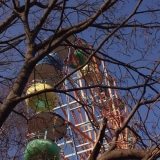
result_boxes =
[79,64,103,84]
[25,83,57,112]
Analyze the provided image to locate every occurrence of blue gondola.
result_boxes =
[38,53,63,71]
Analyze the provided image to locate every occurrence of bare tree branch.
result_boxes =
[87,118,107,160]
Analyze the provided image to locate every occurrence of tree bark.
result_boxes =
[87,118,107,160]
[98,149,146,160]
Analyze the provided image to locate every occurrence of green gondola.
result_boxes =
[24,139,60,160]
[69,50,85,69]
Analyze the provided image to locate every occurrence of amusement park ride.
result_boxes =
[24,36,136,160]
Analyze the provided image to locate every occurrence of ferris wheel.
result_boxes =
[24,36,136,160]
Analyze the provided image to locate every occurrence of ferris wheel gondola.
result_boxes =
[28,53,63,89]
[24,139,60,160]
[27,112,67,141]
[25,83,58,112]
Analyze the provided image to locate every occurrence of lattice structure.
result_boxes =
[25,36,136,160]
